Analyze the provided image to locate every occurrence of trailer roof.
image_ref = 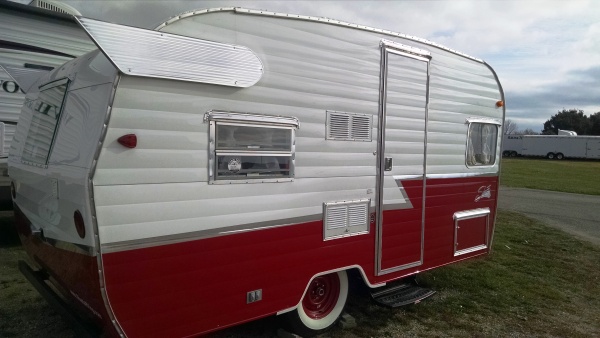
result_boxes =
[155,7,484,63]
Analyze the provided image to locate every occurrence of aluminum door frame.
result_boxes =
[375,39,431,276]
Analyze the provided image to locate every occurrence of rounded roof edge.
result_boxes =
[154,7,483,63]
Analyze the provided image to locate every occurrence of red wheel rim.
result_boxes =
[302,273,340,319]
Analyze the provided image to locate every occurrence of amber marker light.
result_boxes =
[118,134,137,148]
[496,100,504,108]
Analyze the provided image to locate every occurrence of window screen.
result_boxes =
[467,123,497,167]
[213,121,295,181]
[22,79,69,165]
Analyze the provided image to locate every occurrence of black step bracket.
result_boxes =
[370,279,436,308]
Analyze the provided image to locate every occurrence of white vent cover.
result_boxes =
[323,199,370,240]
[326,111,372,141]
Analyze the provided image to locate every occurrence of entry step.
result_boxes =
[370,280,435,308]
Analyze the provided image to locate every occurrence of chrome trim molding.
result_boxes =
[483,61,506,253]
[378,260,422,275]
[100,214,323,254]
[204,110,299,128]
[453,207,490,220]
[44,237,95,256]
[466,117,503,126]
[453,207,490,257]
[75,17,263,88]
[89,75,125,337]
[380,39,431,58]
[155,7,483,63]
[426,172,498,179]
[376,41,430,276]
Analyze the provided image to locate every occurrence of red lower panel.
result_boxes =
[17,176,498,337]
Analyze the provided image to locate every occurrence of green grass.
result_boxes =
[336,211,600,337]
[500,158,600,195]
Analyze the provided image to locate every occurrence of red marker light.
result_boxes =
[118,134,137,148]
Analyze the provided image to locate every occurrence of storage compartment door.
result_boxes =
[453,208,490,256]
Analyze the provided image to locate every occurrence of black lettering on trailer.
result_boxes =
[1,80,21,93]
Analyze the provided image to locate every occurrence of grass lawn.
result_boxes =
[500,158,600,195]
[335,211,600,337]
[3,210,598,337]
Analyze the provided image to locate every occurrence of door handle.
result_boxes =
[384,157,393,171]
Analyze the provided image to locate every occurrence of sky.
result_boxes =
[50,0,600,132]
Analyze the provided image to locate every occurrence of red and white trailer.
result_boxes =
[8,7,505,337]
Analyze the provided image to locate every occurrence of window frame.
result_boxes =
[465,117,501,169]
[205,110,299,184]
[21,78,70,168]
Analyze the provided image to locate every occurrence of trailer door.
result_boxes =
[376,41,430,275]
[587,140,600,159]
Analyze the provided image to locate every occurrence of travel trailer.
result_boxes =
[8,8,505,337]
[502,133,600,159]
[0,0,94,208]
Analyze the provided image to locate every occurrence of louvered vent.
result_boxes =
[323,199,370,240]
[326,111,372,141]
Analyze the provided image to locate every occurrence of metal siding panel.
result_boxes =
[94,11,502,247]
[94,177,375,244]
[0,10,94,57]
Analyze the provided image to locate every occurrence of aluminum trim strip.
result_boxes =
[100,214,322,253]
[378,260,422,275]
[155,8,483,63]
[204,110,299,128]
[455,244,488,256]
[426,172,498,179]
[75,17,263,88]
[380,39,431,58]
[43,237,95,256]
[453,207,491,220]
[465,117,502,125]
[90,75,125,337]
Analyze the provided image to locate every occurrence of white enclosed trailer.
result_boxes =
[502,134,600,159]
[9,8,505,337]
[0,0,95,208]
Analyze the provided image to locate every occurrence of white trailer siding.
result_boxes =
[91,10,503,249]
[588,140,600,159]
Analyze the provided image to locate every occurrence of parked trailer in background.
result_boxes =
[8,8,505,337]
[502,134,600,159]
[0,0,94,208]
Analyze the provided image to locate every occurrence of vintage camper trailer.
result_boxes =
[8,7,505,337]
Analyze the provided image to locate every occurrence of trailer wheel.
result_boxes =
[510,151,518,157]
[546,152,555,159]
[502,151,510,157]
[556,153,564,160]
[284,270,348,337]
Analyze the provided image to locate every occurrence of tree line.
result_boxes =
[505,109,600,135]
